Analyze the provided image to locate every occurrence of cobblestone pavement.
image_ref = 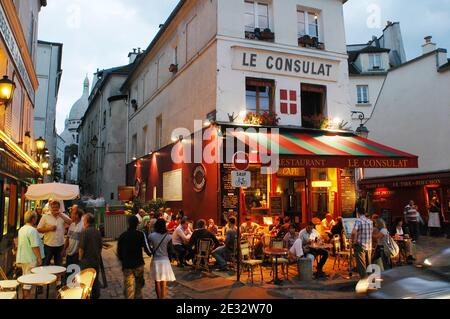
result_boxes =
[98,235,450,300]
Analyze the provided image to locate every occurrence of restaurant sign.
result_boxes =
[232,46,339,82]
[279,157,418,169]
[0,149,35,180]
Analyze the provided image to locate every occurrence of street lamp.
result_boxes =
[35,137,46,152]
[351,111,370,138]
[90,135,105,149]
[45,169,52,176]
[0,75,16,107]
[41,160,49,170]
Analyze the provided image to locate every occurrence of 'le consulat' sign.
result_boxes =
[232,46,339,82]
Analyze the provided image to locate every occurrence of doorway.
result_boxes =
[279,177,307,225]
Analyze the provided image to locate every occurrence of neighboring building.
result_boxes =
[0,0,46,273]
[360,37,450,225]
[123,0,416,225]
[34,40,63,182]
[347,21,407,125]
[55,134,65,182]
[78,63,133,205]
[61,76,90,183]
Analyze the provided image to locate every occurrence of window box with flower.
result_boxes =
[244,111,280,126]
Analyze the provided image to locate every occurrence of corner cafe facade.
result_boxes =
[127,123,418,227]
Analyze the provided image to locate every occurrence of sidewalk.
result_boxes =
[99,235,450,299]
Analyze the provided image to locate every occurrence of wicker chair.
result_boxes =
[0,266,19,293]
[193,239,213,272]
[66,268,96,299]
[240,242,264,284]
[332,234,351,270]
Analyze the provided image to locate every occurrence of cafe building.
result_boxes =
[124,0,418,226]
[0,0,46,273]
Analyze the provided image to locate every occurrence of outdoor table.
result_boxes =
[0,291,17,299]
[17,273,57,299]
[264,247,288,285]
[31,266,67,277]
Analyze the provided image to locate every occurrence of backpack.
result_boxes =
[383,234,400,258]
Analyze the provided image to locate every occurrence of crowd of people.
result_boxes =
[14,196,444,299]
[16,200,103,299]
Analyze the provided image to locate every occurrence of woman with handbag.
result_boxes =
[428,197,442,237]
[148,218,176,299]
[372,219,392,270]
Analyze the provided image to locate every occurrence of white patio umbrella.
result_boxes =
[25,183,80,201]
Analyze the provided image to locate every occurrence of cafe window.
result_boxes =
[2,182,10,236]
[245,1,270,32]
[369,54,382,70]
[357,85,369,104]
[246,78,274,114]
[298,10,319,39]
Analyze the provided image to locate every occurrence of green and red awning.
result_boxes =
[231,130,418,169]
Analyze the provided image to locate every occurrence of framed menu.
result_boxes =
[163,169,183,201]
[340,168,356,218]
[270,196,283,216]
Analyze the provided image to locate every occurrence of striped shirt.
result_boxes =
[353,216,373,251]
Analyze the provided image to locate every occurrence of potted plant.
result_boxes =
[302,114,330,129]
[244,111,280,126]
[260,28,275,41]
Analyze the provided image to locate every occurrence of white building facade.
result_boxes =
[34,40,63,181]
[78,65,131,205]
[123,0,352,162]
[359,38,450,225]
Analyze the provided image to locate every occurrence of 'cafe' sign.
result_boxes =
[232,46,339,82]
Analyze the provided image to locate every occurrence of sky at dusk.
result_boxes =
[37,0,450,134]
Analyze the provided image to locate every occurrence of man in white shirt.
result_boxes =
[37,200,72,266]
[135,209,146,223]
[171,218,192,267]
[298,222,329,278]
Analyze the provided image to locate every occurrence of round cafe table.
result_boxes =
[17,273,57,299]
[31,266,67,299]
[264,247,289,285]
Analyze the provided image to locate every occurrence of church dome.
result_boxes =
[68,76,90,121]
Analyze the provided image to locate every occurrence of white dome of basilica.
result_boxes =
[68,76,90,121]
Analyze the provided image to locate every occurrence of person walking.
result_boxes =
[117,216,152,299]
[148,219,176,299]
[351,209,374,279]
[372,219,391,271]
[404,200,420,241]
[79,213,103,299]
[16,211,45,299]
[37,200,72,266]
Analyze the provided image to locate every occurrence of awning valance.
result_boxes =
[231,130,418,169]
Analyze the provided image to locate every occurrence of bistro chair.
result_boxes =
[57,284,86,299]
[269,240,289,280]
[68,268,97,299]
[0,266,19,293]
[239,242,264,284]
[193,239,213,272]
[332,235,351,270]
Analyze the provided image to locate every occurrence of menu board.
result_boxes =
[270,196,283,216]
[163,169,183,201]
[340,168,356,218]
[221,164,239,211]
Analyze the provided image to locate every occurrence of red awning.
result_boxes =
[231,130,418,169]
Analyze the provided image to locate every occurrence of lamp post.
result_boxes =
[351,111,370,139]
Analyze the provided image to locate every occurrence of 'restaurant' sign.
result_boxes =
[279,157,418,169]
[232,46,339,82]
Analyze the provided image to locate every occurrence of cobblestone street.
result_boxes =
[98,235,450,299]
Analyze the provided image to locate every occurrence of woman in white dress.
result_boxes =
[148,218,176,299]
[428,197,442,237]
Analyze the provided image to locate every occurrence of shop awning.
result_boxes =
[231,130,418,169]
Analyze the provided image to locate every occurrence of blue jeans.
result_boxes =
[212,246,229,268]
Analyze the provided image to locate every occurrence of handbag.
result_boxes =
[383,234,399,258]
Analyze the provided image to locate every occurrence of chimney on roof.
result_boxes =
[422,36,436,55]
[128,48,138,64]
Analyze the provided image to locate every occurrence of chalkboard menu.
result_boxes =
[340,168,356,218]
[221,164,240,212]
[270,196,283,216]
